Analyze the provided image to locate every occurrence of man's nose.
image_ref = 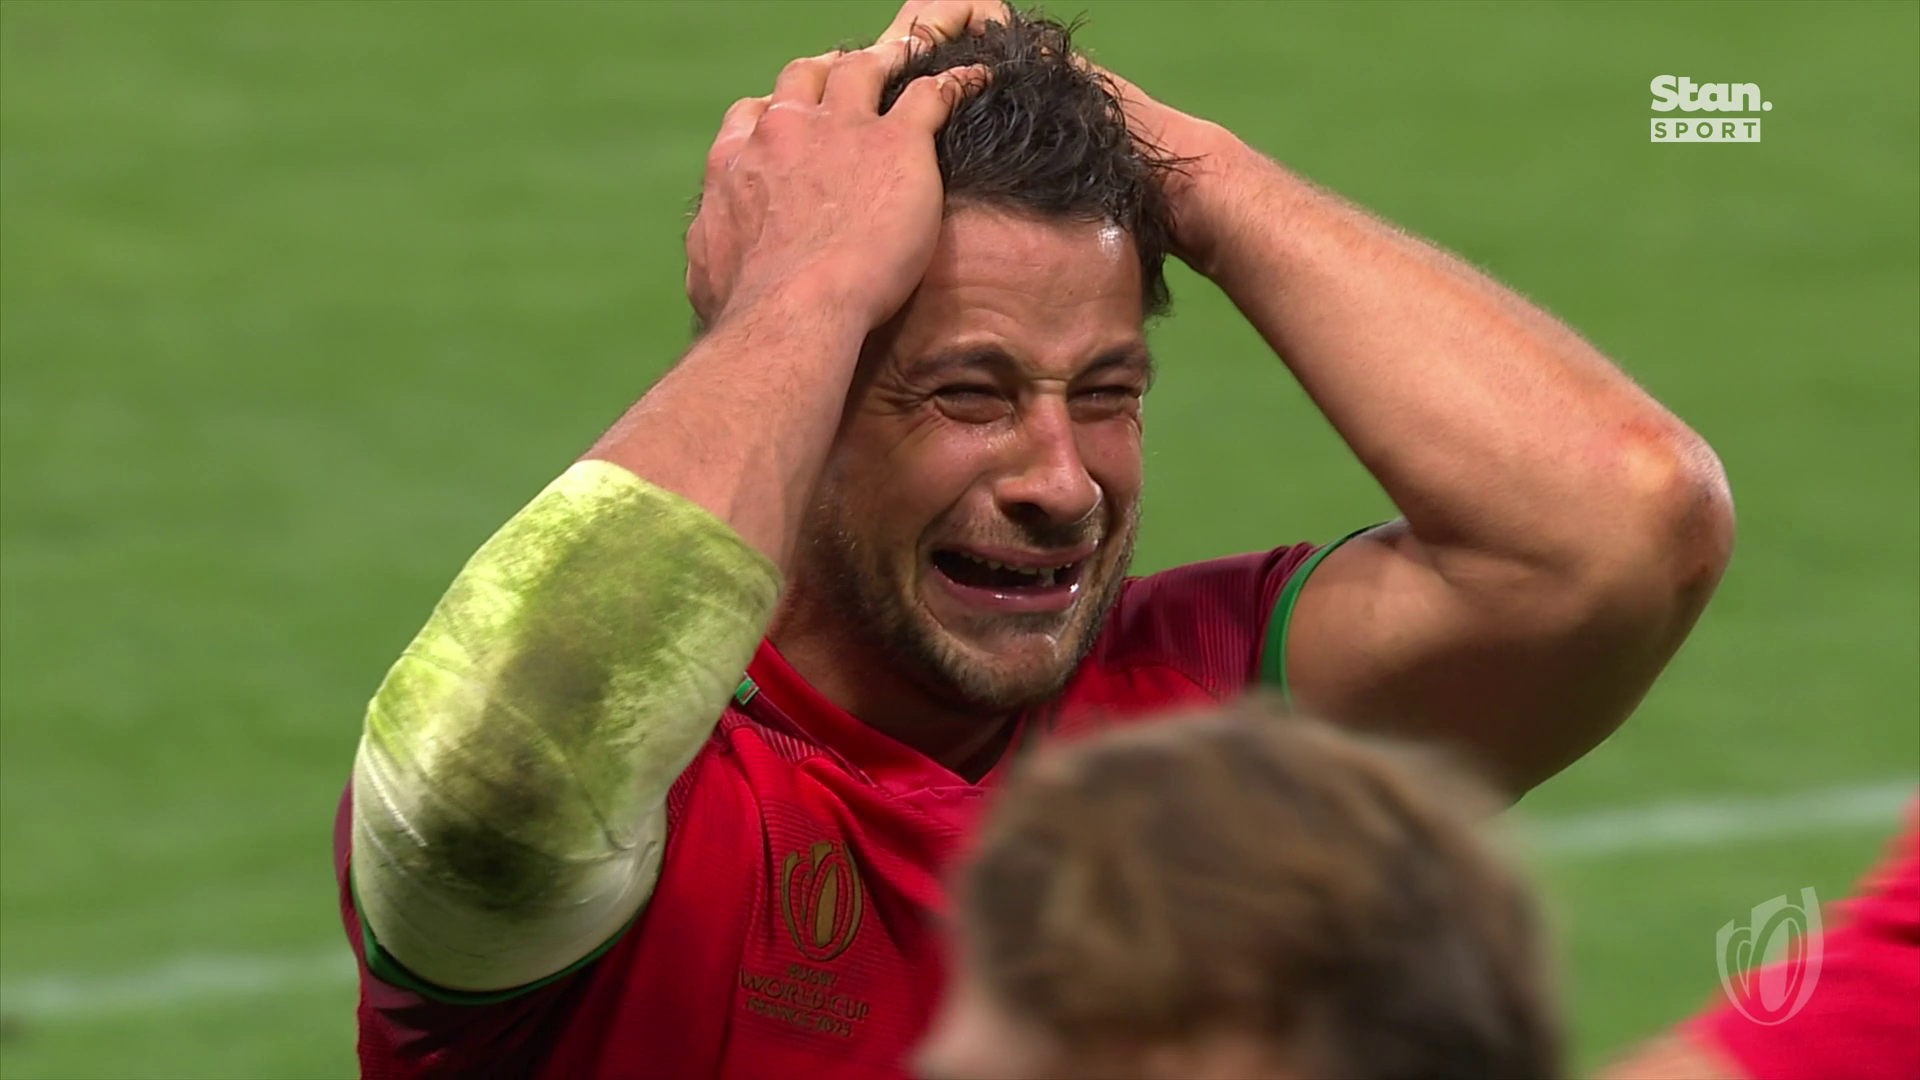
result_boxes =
[992,396,1101,528]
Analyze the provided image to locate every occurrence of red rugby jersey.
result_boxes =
[335,543,1329,1079]
[1690,802,1920,1080]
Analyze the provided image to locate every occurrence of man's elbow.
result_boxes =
[1582,427,1736,638]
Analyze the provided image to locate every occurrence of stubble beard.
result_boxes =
[796,501,1139,716]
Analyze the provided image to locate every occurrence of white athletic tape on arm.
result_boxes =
[351,461,781,992]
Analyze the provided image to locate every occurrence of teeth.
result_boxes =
[953,551,1071,584]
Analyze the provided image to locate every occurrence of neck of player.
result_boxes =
[768,603,1020,783]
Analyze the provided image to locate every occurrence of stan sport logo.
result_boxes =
[1651,75,1772,143]
[1716,886,1823,1024]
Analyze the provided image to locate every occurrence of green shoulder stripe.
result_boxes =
[350,873,634,1006]
[1259,526,1376,708]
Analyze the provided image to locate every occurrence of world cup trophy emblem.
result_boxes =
[1715,887,1823,1025]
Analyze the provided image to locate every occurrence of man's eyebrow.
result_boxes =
[899,345,1021,380]
[1079,345,1157,385]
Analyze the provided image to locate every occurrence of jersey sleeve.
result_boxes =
[334,785,583,1077]
[1098,530,1366,701]
[1688,806,1920,1080]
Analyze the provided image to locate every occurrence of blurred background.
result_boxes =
[1,1,1914,1076]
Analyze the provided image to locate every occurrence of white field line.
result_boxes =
[1,778,1913,1023]
[1519,777,1916,857]
[0,951,356,1022]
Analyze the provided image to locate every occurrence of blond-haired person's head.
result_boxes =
[914,699,1562,1080]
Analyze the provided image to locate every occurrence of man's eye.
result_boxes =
[937,386,996,400]
[933,386,1011,420]
[1072,386,1142,412]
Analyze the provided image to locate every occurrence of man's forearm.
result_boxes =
[1191,141,1727,586]
[587,284,871,571]
[352,288,871,992]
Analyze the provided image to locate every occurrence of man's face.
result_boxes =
[792,206,1149,713]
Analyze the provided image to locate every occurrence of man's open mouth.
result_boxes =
[930,549,1087,592]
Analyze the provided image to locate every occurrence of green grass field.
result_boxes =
[2,1,1915,1076]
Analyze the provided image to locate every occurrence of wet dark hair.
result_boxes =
[878,9,1183,318]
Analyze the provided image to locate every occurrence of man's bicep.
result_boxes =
[1281,520,1664,795]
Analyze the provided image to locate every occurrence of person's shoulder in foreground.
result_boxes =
[1602,803,1920,1080]
[915,695,1565,1080]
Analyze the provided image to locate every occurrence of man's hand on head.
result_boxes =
[684,37,990,333]
[1064,55,1247,275]
[879,0,1246,270]
[888,0,1248,276]
[684,0,1252,317]
[686,2,1003,327]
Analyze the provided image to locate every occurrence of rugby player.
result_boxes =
[915,699,1562,1080]
[335,3,1735,1076]
[1603,804,1919,1080]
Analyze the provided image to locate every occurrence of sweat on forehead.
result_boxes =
[922,206,1137,283]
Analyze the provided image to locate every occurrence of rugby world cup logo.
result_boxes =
[1715,887,1823,1024]
[779,840,866,962]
